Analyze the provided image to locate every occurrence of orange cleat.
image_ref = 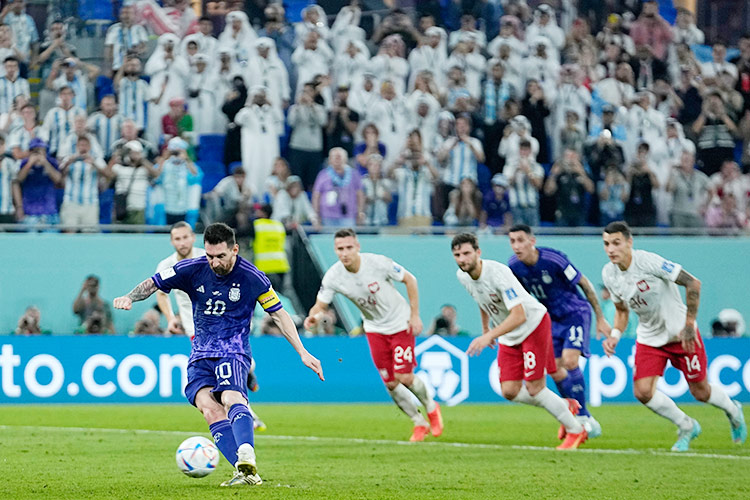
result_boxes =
[427,403,444,437]
[556,428,588,450]
[558,398,582,440]
[409,425,430,442]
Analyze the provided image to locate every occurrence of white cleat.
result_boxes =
[219,470,262,487]
[235,443,258,477]
[577,415,602,439]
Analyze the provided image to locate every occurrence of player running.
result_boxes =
[601,221,746,451]
[304,228,443,442]
[114,223,324,486]
[155,221,267,430]
[507,224,609,439]
[453,233,587,450]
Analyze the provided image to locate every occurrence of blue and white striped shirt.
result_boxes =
[8,125,39,156]
[63,158,100,206]
[118,78,149,131]
[88,112,124,158]
[4,12,38,58]
[0,157,18,214]
[442,137,481,187]
[0,76,30,114]
[41,106,85,155]
[105,23,148,70]
[159,157,189,215]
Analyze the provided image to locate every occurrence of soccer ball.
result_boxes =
[175,436,220,478]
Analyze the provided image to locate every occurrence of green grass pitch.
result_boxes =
[2,403,748,499]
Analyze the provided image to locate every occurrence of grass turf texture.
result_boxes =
[2,404,748,499]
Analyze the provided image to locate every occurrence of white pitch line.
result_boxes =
[2,425,748,461]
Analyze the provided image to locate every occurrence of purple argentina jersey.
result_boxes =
[508,247,589,323]
[151,255,282,364]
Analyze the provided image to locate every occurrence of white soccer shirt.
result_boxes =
[602,249,687,348]
[318,253,412,335]
[456,259,547,346]
[156,247,206,338]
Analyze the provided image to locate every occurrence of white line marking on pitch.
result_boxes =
[1,425,748,461]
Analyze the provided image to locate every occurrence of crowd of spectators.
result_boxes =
[0,0,749,234]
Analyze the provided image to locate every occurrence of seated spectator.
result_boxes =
[390,130,438,227]
[480,173,512,231]
[155,137,197,224]
[59,135,109,228]
[624,145,659,227]
[667,151,711,228]
[426,304,470,337]
[361,154,392,227]
[108,140,158,224]
[443,176,482,227]
[73,275,114,334]
[133,308,166,336]
[544,149,595,227]
[598,164,630,225]
[15,138,61,227]
[0,136,17,223]
[272,175,320,230]
[504,140,544,226]
[312,147,364,227]
[705,193,748,230]
[264,157,292,202]
[202,165,251,228]
[353,123,386,176]
[14,305,46,335]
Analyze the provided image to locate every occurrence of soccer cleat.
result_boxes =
[671,418,701,452]
[730,401,747,445]
[409,425,430,442]
[583,416,602,439]
[254,418,267,432]
[219,470,262,487]
[427,403,444,437]
[556,428,588,450]
[558,398,582,440]
[235,443,258,477]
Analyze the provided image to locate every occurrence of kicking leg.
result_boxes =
[196,387,237,465]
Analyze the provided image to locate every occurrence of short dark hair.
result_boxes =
[603,221,632,239]
[451,232,478,250]
[170,221,192,233]
[334,228,357,239]
[199,16,213,23]
[519,140,531,149]
[508,223,533,235]
[4,56,18,64]
[204,222,236,247]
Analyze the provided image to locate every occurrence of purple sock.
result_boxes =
[555,379,569,399]
[565,367,590,417]
[208,419,238,465]
[228,403,255,448]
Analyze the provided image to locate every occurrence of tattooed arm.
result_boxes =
[578,274,612,339]
[113,278,158,310]
[675,269,701,353]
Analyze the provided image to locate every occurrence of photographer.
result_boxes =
[154,137,197,224]
[114,56,149,134]
[390,129,439,227]
[629,0,673,61]
[326,84,359,157]
[544,149,595,227]
[598,163,630,225]
[693,91,738,176]
[624,142,659,227]
[46,57,98,112]
[73,275,114,335]
[59,135,110,228]
[288,81,328,191]
[108,140,158,224]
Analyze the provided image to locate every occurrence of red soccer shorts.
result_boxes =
[497,313,557,382]
[634,328,707,383]
[365,329,416,383]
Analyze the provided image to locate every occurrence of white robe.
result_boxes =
[235,103,282,198]
[187,68,222,135]
[369,55,409,95]
[369,97,409,164]
[291,44,332,97]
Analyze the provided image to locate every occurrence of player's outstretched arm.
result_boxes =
[401,271,423,336]
[113,278,158,310]
[675,269,701,353]
[578,274,612,339]
[303,299,330,331]
[269,308,325,381]
[603,300,629,357]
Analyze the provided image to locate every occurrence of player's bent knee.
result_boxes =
[689,383,710,402]
[502,387,519,400]
[221,389,248,409]
[633,386,654,404]
[384,380,400,391]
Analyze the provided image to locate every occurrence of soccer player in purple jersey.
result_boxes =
[507,224,611,440]
[114,223,324,487]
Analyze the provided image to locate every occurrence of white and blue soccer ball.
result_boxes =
[176,436,220,478]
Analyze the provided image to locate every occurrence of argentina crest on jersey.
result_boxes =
[228,283,241,302]
[541,270,553,284]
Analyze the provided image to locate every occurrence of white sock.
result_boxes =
[407,376,437,413]
[510,385,536,405]
[708,384,741,425]
[646,390,693,432]
[533,387,584,433]
[389,384,428,427]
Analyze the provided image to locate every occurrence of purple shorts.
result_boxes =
[551,310,591,359]
[184,356,250,406]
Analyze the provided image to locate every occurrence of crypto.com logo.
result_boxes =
[415,336,469,406]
